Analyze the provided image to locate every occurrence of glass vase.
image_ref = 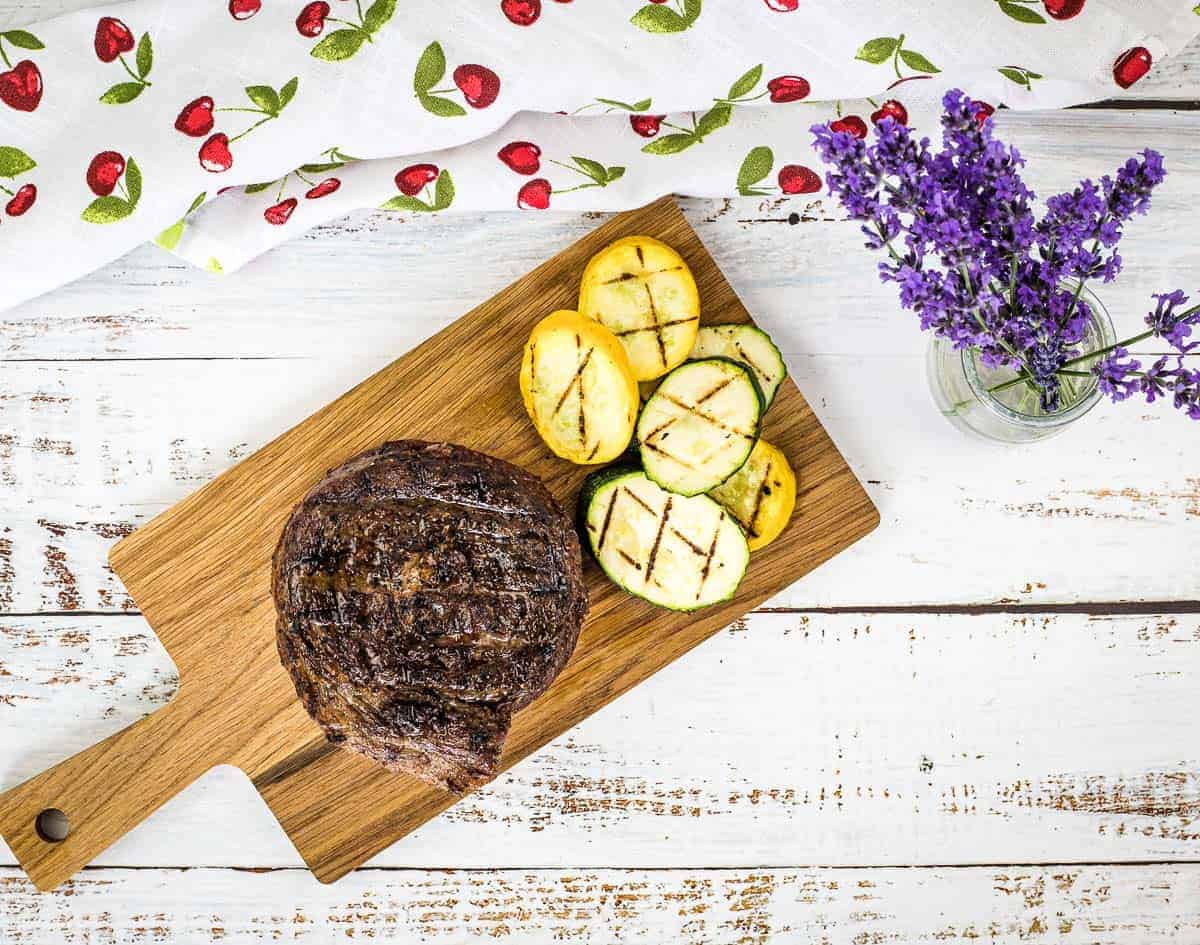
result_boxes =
[925,289,1115,444]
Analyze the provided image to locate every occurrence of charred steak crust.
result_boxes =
[272,441,588,793]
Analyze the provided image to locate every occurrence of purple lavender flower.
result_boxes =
[1093,347,1142,402]
[1146,289,1199,352]
[811,89,1187,418]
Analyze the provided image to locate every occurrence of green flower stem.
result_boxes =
[0,182,13,197]
[216,106,270,114]
[892,33,906,81]
[0,40,11,70]
[1060,328,1154,368]
[662,121,693,133]
[275,175,289,201]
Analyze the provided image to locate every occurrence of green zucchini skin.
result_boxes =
[689,325,787,408]
[580,468,749,611]
[636,357,762,497]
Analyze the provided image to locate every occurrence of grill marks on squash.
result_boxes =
[596,259,693,374]
[579,236,701,382]
[542,335,599,458]
[640,377,753,474]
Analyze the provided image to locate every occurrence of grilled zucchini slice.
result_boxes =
[689,324,788,408]
[578,235,700,382]
[637,357,762,496]
[520,310,638,465]
[581,467,749,611]
[708,439,796,550]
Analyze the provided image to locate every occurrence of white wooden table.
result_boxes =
[2,1,1199,936]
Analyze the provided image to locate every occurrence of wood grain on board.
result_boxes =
[0,198,877,891]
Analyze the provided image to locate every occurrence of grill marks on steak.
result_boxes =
[273,441,587,793]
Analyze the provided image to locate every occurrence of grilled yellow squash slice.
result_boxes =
[520,310,638,465]
[708,439,797,550]
[578,235,700,382]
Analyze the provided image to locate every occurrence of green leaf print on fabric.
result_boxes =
[81,195,134,224]
[0,145,35,177]
[855,33,938,80]
[631,0,701,33]
[737,146,773,195]
[996,0,1047,24]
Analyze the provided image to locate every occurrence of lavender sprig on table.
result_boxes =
[811,89,1197,420]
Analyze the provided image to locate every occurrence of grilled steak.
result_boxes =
[272,441,588,793]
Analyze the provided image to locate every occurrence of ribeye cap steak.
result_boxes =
[272,441,588,793]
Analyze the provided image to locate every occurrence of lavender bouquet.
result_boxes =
[810,89,1199,429]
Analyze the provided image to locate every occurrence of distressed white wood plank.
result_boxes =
[1,354,1195,611]
[1,864,1198,943]
[4,110,1200,363]
[1,612,1196,869]
[3,110,1199,609]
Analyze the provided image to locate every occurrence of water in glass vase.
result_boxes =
[926,289,1116,444]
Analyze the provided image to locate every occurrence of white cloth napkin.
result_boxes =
[0,0,1195,311]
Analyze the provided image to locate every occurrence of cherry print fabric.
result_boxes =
[0,0,1196,310]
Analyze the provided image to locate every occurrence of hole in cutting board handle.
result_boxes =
[35,808,69,843]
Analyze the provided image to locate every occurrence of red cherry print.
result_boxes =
[1113,46,1152,89]
[296,1,330,37]
[830,115,868,139]
[199,133,234,173]
[5,183,36,216]
[1043,0,1084,18]
[763,0,799,9]
[766,75,810,103]
[501,0,540,25]
[395,163,439,196]
[86,151,126,197]
[0,60,43,112]
[453,64,501,109]
[94,16,135,63]
[497,141,541,174]
[648,0,669,3]
[629,114,665,138]
[175,96,215,137]
[870,99,908,126]
[517,178,551,210]
[305,178,341,199]
[229,0,262,19]
[777,165,821,195]
[972,101,995,127]
[264,197,298,225]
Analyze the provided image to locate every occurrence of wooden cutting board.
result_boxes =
[0,197,878,892]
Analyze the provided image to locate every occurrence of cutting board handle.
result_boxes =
[0,686,225,891]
